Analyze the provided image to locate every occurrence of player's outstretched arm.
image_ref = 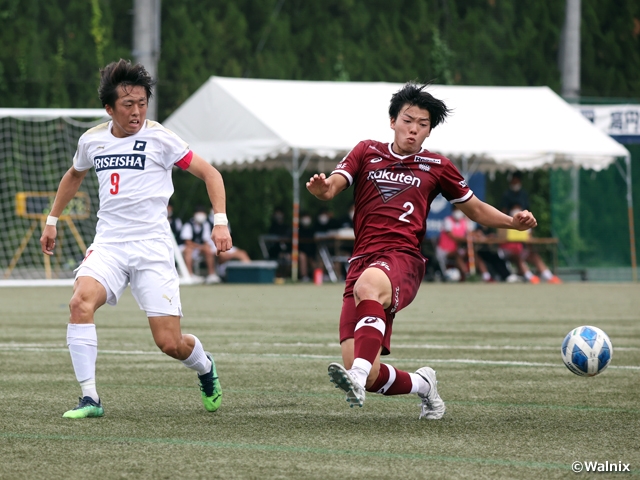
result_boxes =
[40,167,88,256]
[186,153,232,253]
[458,196,537,231]
[306,173,348,201]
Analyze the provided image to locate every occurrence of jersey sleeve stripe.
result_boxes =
[450,190,474,204]
[331,169,353,186]
[174,150,193,170]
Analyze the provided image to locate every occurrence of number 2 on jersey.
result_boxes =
[398,202,414,223]
[110,172,120,195]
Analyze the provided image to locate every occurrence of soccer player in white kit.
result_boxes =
[40,59,231,418]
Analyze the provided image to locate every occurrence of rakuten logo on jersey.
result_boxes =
[367,169,421,186]
[94,154,146,172]
[367,164,421,202]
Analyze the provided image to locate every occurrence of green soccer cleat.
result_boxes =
[198,353,222,412]
[62,396,104,419]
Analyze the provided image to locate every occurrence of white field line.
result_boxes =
[5,341,638,352]
[231,342,640,352]
[1,343,638,370]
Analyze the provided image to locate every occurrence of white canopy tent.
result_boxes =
[164,77,635,280]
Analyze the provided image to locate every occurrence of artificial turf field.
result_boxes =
[0,282,639,479]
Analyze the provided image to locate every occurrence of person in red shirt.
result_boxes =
[306,82,538,419]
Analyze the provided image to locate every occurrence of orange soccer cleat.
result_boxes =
[547,275,563,284]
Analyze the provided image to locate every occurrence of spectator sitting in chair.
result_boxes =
[498,204,562,284]
[266,208,316,282]
[473,224,519,283]
[315,207,340,233]
[267,207,291,260]
[500,170,530,214]
[180,206,221,284]
[436,205,493,282]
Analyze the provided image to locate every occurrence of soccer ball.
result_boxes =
[561,326,613,377]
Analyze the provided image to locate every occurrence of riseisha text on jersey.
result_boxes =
[94,154,146,171]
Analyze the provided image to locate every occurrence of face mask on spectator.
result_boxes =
[194,212,207,224]
[452,209,464,220]
[301,216,312,227]
[510,182,522,192]
[318,214,329,225]
[509,208,521,217]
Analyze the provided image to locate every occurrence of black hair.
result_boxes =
[98,59,155,108]
[388,82,451,129]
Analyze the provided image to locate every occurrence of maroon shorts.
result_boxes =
[339,250,426,355]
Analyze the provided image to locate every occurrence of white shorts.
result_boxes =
[75,238,183,317]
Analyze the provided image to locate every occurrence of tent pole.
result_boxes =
[623,155,637,282]
[461,155,469,179]
[291,148,300,282]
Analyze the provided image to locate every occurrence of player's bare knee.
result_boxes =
[353,281,371,301]
[353,282,383,304]
[157,340,180,358]
[68,295,93,323]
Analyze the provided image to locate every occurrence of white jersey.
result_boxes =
[73,120,191,242]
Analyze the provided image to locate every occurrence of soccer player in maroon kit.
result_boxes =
[306,83,538,419]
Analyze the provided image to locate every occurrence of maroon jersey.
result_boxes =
[332,140,473,258]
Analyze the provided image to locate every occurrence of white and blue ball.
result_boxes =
[561,326,613,377]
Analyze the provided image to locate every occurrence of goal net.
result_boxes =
[0,109,190,286]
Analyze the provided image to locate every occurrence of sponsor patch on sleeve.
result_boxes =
[415,156,441,164]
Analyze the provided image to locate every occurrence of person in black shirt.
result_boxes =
[500,171,530,213]
[181,206,220,284]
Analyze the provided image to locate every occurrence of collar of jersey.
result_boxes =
[108,119,148,140]
[387,142,426,160]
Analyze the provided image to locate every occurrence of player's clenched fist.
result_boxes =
[212,225,233,253]
[511,210,537,230]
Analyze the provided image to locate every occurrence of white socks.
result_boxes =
[349,358,372,387]
[67,324,99,402]
[67,327,212,402]
[80,379,99,402]
[181,334,211,376]
[409,373,430,396]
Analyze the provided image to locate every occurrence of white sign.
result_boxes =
[577,104,640,136]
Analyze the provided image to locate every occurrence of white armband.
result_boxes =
[212,213,228,226]
[46,215,58,226]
